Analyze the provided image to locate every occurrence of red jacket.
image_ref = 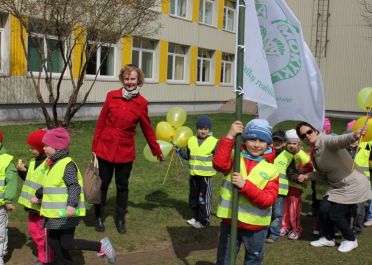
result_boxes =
[213,136,279,230]
[92,88,161,163]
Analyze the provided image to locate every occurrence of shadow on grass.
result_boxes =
[128,189,191,220]
[167,225,219,265]
[6,226,27,263]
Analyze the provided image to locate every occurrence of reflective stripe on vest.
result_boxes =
[355,142,371,177]
[0,154,13,206]
[217,157,278,226]
[18,159,48,210]
[188,136,218,176]
[40,157,86,218]
[288,150,311,191]
[274,151,292,196]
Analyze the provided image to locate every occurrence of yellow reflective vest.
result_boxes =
[355,142,371,177]
[288,150,311,192]
[274,151,291,196]
[18,158,48,211]
[0,153,13,206]
[40,157,86,218]
[188,135,218,176]
[217,157,278,226]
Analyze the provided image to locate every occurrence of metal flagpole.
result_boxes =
[229,0,245,264]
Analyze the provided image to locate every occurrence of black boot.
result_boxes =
[95,217,105,232]
[116,218,126,234]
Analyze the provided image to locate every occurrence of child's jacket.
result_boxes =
[213,137,279,230]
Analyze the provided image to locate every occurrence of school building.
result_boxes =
[0,0,371,122]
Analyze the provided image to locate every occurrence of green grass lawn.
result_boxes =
[2,113,372,264]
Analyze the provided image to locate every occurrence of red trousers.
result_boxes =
[28,212,54,263]
[281,187,303,234]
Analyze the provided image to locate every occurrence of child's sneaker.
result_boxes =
[191,221,206,229]
[288,231,300,240]
[364,220,372,227]
[186,218,197,225]
[100,237,116,264]
[279,228,289,237]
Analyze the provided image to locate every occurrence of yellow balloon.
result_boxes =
[156,121,174,141]
[166,107,187,128]
[143,140,173,162]
[356,87,372,111]
[173,126,193,148]
[353,116,372,142]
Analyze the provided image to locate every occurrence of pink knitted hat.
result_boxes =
[346,120,356,132]
[323,118,332,134]
[42,128,71,150]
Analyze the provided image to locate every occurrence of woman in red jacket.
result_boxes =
[92,64,164,234]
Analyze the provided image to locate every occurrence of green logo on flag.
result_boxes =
[256,0,302,84]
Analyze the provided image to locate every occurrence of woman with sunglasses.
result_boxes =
[295,121,371,253]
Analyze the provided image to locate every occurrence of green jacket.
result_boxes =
[0,145,18,204]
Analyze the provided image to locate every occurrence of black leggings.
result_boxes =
[319,198,356,241]
[48,228,101,265]
[95,157,133,218]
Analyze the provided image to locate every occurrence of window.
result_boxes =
[197,48,213,83]
[220,53,234,84]
[170,0,187,18]
[27,33,64,73]
[86,43,115,77]
[199,0,214,25]
[132,37,156,79]
[167,43,187,81]
[223,6,235,31]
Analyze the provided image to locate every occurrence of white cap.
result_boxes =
[285,129,300,142]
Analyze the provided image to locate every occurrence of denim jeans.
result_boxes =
[267,195,283,240]
[216,222,267,265]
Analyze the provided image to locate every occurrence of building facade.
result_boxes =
[0,0,371,122]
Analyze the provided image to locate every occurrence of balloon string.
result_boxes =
[163,148,175,185]
[352,107,372,170]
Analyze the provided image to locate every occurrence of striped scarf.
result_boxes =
[122,87,139,100]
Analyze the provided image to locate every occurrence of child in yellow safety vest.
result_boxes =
[213,119,279,265]
[177,116,218,229]
[344,120,372,235]
[31,128,116,264]
[266,129,287,243]
[280,129,313,240]
[0,130,18,265]
[17,129,55,265]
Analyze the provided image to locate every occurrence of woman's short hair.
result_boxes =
[295,121,318,137]
[118,64,144,87]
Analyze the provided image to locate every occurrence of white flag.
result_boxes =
[242,0,325,130]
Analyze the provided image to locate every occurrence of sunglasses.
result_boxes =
[299,129,314,140]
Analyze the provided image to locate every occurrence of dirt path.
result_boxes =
[6,233,218,265]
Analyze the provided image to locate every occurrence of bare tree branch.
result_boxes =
[0,0,160,127]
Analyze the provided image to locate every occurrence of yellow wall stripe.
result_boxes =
[162,0,169,14]
[159,40,168,83]
[190,46,198,84]
[192,0,199,22]
[121,36,133,67]
[217,0,225,30]
[72,26,86,79]
[10,16,27,76]
[215,50,222,86]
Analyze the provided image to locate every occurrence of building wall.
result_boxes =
[287,0,372,114]
[1,0,372,122]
